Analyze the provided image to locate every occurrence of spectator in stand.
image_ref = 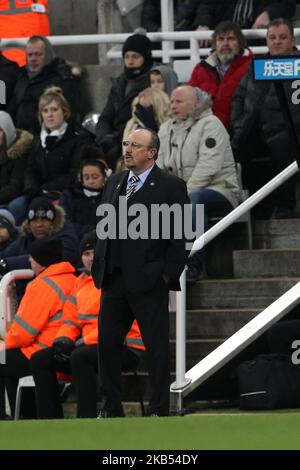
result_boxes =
[193,0,296,31]
[8,35,81,134]
[149,65,178,96]
[231,18,299,218]
[95,33,153,171]
[10,86,91,225]
[157,85,240,282]
[30,231,145,419]
[0,45,19,111]
[141,0,202,32]
[0,111,33,211]
[189,22,252,129]
[0,236,76,419]
[123,87,171,141]
[0,209,18,251]
[61,159,108,241]
[0,197,80,274]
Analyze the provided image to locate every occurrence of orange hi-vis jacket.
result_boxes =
[0,0,50,66]
[56,272,145,352]
[5,261,76,359]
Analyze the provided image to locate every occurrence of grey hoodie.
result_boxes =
[0,111,17,148]
[150,64,178,96]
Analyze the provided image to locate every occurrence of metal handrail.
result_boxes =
[171,161,300,405]
[0,270,34,339]
[2,29,300,62]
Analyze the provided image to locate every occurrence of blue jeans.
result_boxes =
[7,195,28,226]
[188,188,233,264]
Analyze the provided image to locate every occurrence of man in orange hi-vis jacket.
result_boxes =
[0,236,76,418]
[0,0,50,66]
[30,231,145,419]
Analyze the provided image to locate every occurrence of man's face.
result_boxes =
[170,88,197,120]
[29,218,53,239]
[81,249,94,273]
[26,40,47,73]
[215,31,240,63]
[267,25,295,56]
[123,129,156,174]
[124,51,144,68]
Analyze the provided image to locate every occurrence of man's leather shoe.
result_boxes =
[97,409,124,418]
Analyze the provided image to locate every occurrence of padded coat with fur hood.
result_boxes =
[0,205,80,271]
[0,128,33,204]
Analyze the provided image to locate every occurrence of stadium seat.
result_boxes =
[14,375,71,420]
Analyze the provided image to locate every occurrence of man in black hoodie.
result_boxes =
[8,35,81,134]
[95,33,153,170]
[0,46,19,112]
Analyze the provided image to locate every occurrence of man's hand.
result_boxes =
[252,11,270,29]
[53,338,75,363]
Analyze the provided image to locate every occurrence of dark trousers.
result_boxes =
[99,272,170,416]
[267,137,297,211]
[30,347,72,419]
[0,349,31,417]
[30,344,141,419]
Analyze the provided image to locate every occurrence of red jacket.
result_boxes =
[5,261,76,359]
[189,49,253,128]
[56,272,145,351]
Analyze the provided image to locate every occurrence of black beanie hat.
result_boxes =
[122,34,153,68]
[80,230,97,256]
[30,237,62,267]
[27,197,56,221]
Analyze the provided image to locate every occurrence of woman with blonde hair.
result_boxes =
[9,86,91,224]
[123,87,171,142]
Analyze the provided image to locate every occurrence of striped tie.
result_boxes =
[126,175,140,200]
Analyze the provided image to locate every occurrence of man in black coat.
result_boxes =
[231,18,300,218]
[95,33,153,171]
[92,128,192,417]
[8,35,81,134]
[0,51,19,111]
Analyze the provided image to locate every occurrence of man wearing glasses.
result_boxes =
[92,128,191,417]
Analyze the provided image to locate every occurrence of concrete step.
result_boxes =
[233,249,300,278]
[170,339,223,370]
[254,219,300,249]
[187,278,300,309]
[169,309,259,338]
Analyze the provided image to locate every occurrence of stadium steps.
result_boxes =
[180,216,300,406]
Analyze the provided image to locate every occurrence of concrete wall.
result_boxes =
[48,0,143,65]
[81,64,123,116]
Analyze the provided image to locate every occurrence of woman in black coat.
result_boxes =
[10,86,91,224]
[61,158,108,240]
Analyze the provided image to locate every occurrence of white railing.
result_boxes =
[171,161,300,412]
[2,29,300,63]
[0,270,34,339]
